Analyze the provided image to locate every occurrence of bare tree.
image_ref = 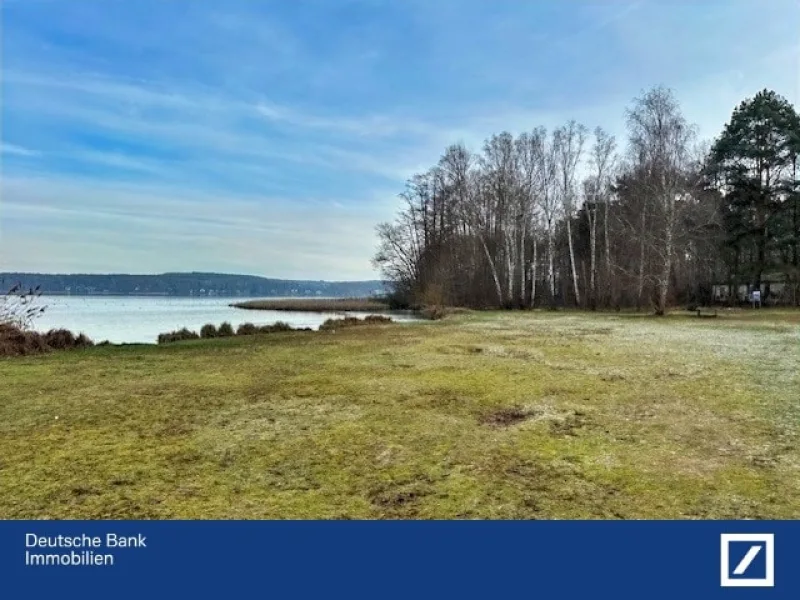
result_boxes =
[480,133,520,304]
[585,127,617,309]
[466,170,505,305]
[373,84,744,312]
[540,131,560,305]
[626,86,695,315]
[554,121,588,306]
[516,128,547,306]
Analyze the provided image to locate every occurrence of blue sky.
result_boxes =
[1,0,798,279]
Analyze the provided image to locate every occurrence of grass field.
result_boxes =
[1,309,798,519]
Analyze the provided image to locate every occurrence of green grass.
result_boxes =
[1,310,798,519]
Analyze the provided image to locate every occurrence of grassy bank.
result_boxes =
[231,297,390,312]
[1,310,798,519]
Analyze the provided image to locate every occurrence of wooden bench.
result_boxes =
[696,308,718,318]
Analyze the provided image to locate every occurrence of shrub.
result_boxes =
[200,323,218,338]
[157,328,199,344]
[0,324,44,356]
[269,321,293,332]
[421,305,446,320]
[363,315,392,324]
[236,322,258,336]
[75,333,94,348]
[319,317,356,332]
[217,322,235,337]
[44,328,76,350]
[318,316,394,331]
[258,321,294,334]
[0,323,93,356]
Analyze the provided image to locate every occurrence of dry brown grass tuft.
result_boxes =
[0,323,93,356]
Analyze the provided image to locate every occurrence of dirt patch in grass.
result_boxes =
[480,406,535,427]
[439,343,544,361]
[369,483,432,512]
[479,402,596,435]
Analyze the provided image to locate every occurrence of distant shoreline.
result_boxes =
[1,273,386,299]
[231,298,392,313]
[37,293,342,298]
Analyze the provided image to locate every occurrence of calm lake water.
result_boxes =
[32,296,419,344]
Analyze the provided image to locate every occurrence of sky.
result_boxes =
[1,0,798,280]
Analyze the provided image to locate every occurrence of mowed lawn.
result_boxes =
[1,310,798,519]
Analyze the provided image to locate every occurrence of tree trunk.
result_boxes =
[603,198,612,305]
[530,237,538,307]
[519,227,526,307]
[505,236,514,306]
[588,205,597,310]
[566,217,581,306]
[547,223,556,306]
[656,198,675,316]
[479,236,504,306]
[637,207,647,309]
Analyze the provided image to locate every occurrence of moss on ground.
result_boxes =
[1,310,798,519]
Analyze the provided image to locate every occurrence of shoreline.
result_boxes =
[230,298,394,313]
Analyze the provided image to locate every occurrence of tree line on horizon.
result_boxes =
[374,87,800,313]
[0,273,385,299]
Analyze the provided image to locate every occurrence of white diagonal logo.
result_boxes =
[732,545,761,575]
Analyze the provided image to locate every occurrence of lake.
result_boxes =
[32,296,419,344]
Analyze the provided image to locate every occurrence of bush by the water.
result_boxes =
[319,315,393,331]
[420,305,470,320]
[0,323,94,357]
[200,324,218,338]
[236,322,258,336]
[158,320,310,344]
[259,321,293,334]
[157,328,200,344]
[43,329,94,350]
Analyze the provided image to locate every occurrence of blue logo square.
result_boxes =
[727,541,767,579]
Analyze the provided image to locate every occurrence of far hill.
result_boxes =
[0,272,386,298]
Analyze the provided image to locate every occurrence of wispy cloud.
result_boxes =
[0,174,394,278]
[1,0,798,276]
[1,143,41,157]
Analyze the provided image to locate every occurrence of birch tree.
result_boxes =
[516,128,547,306]
[554,121,588,306]
[585,127,616,308]
[626,86,695,315]
[540,131,560,305]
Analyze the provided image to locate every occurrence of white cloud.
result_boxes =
[0,174,394,279]
[1,143,41,157]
